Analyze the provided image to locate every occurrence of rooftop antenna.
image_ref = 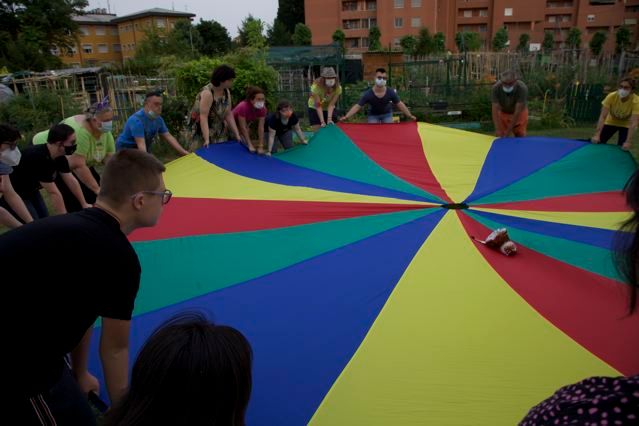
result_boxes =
[107,0,111,13]
[172,1,175,11]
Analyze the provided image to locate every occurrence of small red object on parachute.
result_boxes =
[472,228,518,256]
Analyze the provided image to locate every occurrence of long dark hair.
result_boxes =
[615,169,639,314]
[104,312,253,426]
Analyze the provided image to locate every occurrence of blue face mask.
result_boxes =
[99,121,113,133]
[146,110,159,120]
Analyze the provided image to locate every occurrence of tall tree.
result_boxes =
[455,32,481,52]
[268,19,291,46]
[566,27,581,50]
[332,29,345,53]
[615,26,631,54]
[433,32,446,53]
[196,19,231,56]
[517,33,530,53]
[275,0,305,34]
[291,23,312,46]
[492,27,509,51]
[0,0,88,71]
[368,26,381,51]
[416,27,434,55]
[167,20,202,58]
[542,31,555,53]
[589,31,607,56]
[238,15,266,48]
[399,35,417,56]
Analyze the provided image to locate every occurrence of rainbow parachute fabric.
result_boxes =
[90,122,639,425]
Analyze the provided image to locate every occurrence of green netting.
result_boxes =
[267,44,343,66]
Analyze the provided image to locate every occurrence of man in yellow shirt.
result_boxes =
[592,77,639,150]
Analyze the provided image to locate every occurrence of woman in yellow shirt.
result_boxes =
[307,67,342,131]
[592,77,639,150]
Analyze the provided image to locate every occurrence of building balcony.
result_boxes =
[340,9,377,18]
[456,0,490,9]
[543,6,575,14]
[343,28,370,37]
[545,20,572,27]
[457,16,490,24]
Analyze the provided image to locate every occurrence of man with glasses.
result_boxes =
[491,69,529,138]
[341,67,416,124]
[1,149,170,425]
[3,123,90,220]
[0,123,33,228]
[592,77,638,151]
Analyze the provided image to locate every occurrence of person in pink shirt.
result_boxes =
[233,86,267,154]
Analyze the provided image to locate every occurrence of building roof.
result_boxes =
[73,14,117,25]
[111,8,195,23]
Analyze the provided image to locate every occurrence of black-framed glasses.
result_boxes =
[131,189,172,205]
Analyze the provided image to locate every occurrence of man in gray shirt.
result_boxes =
[491,70,529,137]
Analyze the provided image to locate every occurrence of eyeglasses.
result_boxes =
[131,189,173,205]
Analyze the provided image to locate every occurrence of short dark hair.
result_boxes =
[104,312,253,426]
[276,100,292,112]
[99,149,166,205]
[145,89,164,101]
[210,64,236,87]
[620,76,636,90]
[46,123,75,144]
[376,67,387,74]
[0,124,21,144]
[245,86,265,101]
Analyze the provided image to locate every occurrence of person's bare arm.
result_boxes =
[492,103,503,137]
[40,181,66,214]
[622,114,639,151]
[100,318,131,406]
[225,108,243,141]
[237,116,251,144]
[67,154,99,195]
[257,117,265,149]
[160,132,189,156]
[327,94,340,124]
[199,90,214,147]
[267,128,277,156]
[60,172,90,208]
[2,175,33,223]
[293,123,307,144]
[504,102,524,136]
[134,137,146,152]
[71,327,99,395]
[341,104,362,121]
[312,93,325,128]
[592,107,610,143]
[396,101,416,120]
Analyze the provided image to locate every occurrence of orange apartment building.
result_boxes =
[55,8,195,67]
[305,0,639,54]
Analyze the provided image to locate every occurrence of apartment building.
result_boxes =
[305,0,638,54]
[56,8,195,67]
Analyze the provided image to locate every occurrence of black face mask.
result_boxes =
[64,144,77,155]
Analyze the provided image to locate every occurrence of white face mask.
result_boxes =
[325,79,336,88]
[502,85,514,94]
[99,120,113,133]
[375,78,387,87]
[254,101,265,110]
[0,147,21,166]
[619,89,630,98]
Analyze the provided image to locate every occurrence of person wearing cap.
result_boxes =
[116,90,189,157]
[32,98,116,211]
[491,69,529,137]
[308,67,342,131]
[341,67,416,124]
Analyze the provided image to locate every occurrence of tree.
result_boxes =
[615,26,631,54]
[166,20,203,58]
[433,32,446,53]
[455,32,481,52]
[492,27,509,51]
[197,19,232,56]
[292,23,312,46]
[589,31,607,56]
[275,0,304,34]
[0,0,89,71]
[399,35,417,56]
[543,31,555,53]
[416,27,434,56]
[332,29,345,53]
[268,19,291,46]
[566,27,581,50]
[517,33,530,53]
[238,15,266,48]
[368,26,381,51]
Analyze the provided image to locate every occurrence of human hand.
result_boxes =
[591,135,601,144]
[82,203,93,209]
[75,370,99,396]
[265,151,272,157]
[301,139,308,145]
[339,116,348,122]
[320,122,326,128]
[203,140,210,148]
[622,141,631,151]
[409,115,417,121]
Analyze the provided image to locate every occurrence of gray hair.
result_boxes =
[500,69,517,82]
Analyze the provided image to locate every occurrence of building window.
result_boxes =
[411,17,421,27]
[346,38,359,48]
[70,46,77,54]
[362,18,377,29]
[146,20,152,27]
[587,14,595,22]
[367,1,377,10]
[479,9,488,17]
[625,18,637,25]
[394,0,404,8]
[79,26,90,36]
[361,37,370,48]
[135,23,140,30]
[82,44,93,54]
[479,24,488,32]
[411,0,421,7]
[95,26,106,36]
[343,19,361,30]
[394,17,404,27]
[504,8,513,16]
[113,44,122,52]
[343,1,357,11]
[110,27,118,36]
[548,15,557,22]
[170,22,175,29]
[156,19,166,28]
[463,9,473,17]
[393,37,401,47]
[97,43,108,53]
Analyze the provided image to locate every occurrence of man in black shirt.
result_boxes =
[2,123,90,220]
[264,100,308,156]
[1,149,170,425]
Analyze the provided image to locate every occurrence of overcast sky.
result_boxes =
[87,0,279,37]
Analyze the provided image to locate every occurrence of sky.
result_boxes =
[86,0,279,37]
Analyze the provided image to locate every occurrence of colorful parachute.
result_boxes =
[90,122,639,425]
